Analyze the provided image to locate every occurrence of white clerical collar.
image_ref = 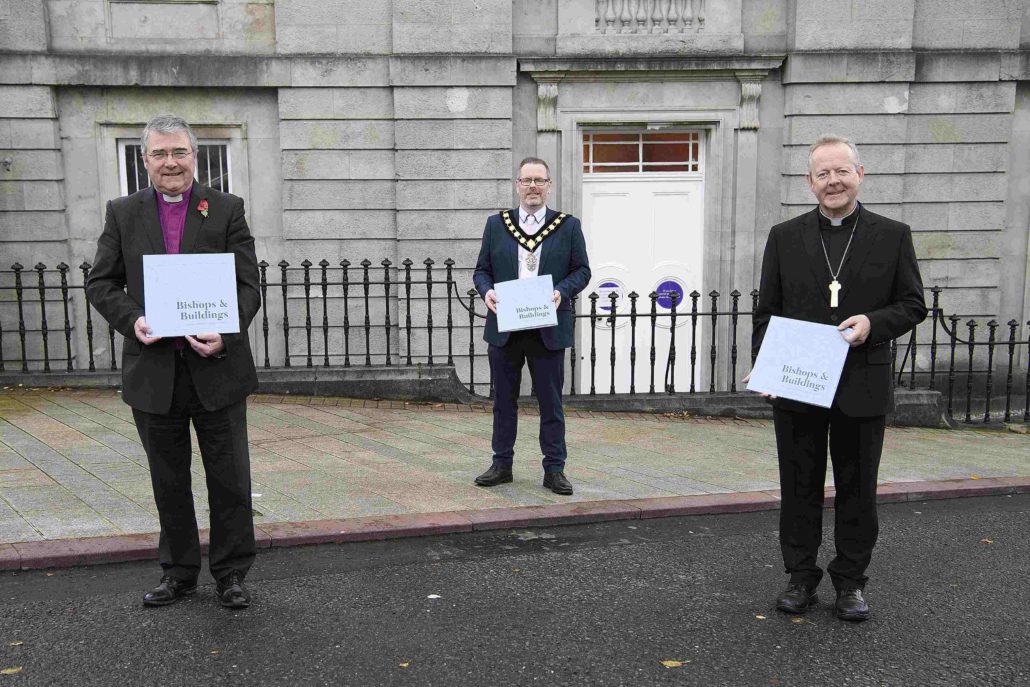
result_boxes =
[520,206,547,225]
[161,193,183,203]
[819,203,858,227]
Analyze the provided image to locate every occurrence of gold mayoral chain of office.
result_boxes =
[501,209,568,271]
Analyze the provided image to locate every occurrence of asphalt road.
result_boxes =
[1,495,1028,686]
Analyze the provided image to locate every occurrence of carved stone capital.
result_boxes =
[536,76,561,133]
[737,76,762,130]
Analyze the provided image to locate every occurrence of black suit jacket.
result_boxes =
[752,206,927,417]
[473,208,591,350]
[85,182,261,415]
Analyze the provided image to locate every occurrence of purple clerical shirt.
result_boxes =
[155,188,192,349]
[155,187,192,255]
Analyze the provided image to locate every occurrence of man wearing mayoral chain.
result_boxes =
[752,134,926,621]
[86,115,260,609]
[473,157,591,494]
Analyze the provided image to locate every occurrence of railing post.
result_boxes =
[467,288,477,394]
[749,289,759,364]
[1024,319,1030,423]
[361,259,372,366]
[445,258,455,365]
[588,292,598,395]
[301,259,313,368]
[608,290,618,395]
[35,263,51,372]
[403,259,413,365]
[80,262,95,372]
[668,291,680,394]
[341,259,351,367]
[649,291,658,394]
[382,258,392,366]
[681,290,695,393]
[570,295,578,396]
[628,291,639,394]
[319,260,330,367]
[258,260,270,368]
[947,314,959,418]
[107,322,117,371]
[279,260,291,368]
[730,290,741,392]
[709,290,719,393]
[983,320,997,423]
[56,263,72,371]
[1004,320,1017,423]
[964,319,977,423]
[13,263,27,372]
[928,286,941,390]
[425,258,435,366]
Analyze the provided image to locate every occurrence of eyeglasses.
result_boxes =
[517,178,551,187]
[146,150,193,162]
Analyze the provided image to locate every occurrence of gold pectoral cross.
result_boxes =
[829,279,842,308]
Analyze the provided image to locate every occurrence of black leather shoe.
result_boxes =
[216,571,252,609]
[775,583,818,614]
[142,575,197,607]
[474,464,513,487]
[835,588,870,621]
[543,471,573,495]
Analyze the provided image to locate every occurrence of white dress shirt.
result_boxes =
[518,206,546,280]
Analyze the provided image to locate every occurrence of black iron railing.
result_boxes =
[1,261,1028,424]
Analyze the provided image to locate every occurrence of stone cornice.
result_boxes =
[519,55,786,82]
[0,53,517,88]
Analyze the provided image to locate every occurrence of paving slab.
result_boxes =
[0,388,1027,570]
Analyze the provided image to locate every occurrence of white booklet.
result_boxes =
[495,274,558,332]
[143,253,240,337]
[747,315,851,408]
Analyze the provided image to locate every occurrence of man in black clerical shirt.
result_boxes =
[751,134,927,621]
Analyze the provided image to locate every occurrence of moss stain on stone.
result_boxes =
[928,119,961,143]
[757,5,780,34]
[244,4,274,44]
[309,123,342,148]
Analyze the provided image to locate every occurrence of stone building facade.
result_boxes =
[0,0,1028,392]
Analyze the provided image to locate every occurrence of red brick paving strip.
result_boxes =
[12,533,159,570]
[0,544,19,571]
[462,501,641,530]
[4,478,1029,571]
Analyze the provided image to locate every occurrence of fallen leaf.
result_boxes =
[399,662,411,668]
[755,614,767,620]
[791,617,815,625]
[7,642,23,647]
[970,474,980,480]
[660,660,687,668]
[981,538,994,545]
[1,667,23,675]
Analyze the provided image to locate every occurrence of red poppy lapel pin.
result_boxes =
[197,199,209,218]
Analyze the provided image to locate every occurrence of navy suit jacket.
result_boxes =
[752,206,927,417]
[473,208,591,350]
[85,182,261,415]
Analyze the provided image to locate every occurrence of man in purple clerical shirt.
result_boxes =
[86,115,261,609]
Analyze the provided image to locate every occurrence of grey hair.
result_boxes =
[807,134,861,173]
[140,114,198,154]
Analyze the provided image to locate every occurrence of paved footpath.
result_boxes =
[0,388,1027,569]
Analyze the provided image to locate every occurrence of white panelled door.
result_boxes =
[578,172,704,394]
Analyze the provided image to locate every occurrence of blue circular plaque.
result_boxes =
[655,279,685,310]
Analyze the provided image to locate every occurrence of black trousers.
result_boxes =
[132,353,256,582]
[488,330,567,473]
[773,405,885,591]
